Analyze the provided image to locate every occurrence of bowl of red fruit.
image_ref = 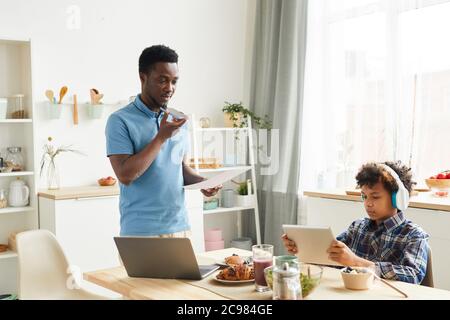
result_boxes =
[98,176,117,187]
[426,171,450,197]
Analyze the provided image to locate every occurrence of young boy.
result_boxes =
[282,161,429,284]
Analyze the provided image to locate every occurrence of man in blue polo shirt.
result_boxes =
[105,45,220,237]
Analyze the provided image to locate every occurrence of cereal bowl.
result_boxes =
[340,267,374,290]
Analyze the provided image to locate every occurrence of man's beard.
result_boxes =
[148,95,166,111]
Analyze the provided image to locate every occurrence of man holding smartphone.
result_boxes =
[106,45,221,238]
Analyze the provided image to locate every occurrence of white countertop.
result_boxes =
[304,190,450,212]
[38,185,119,200]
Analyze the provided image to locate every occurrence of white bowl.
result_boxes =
[340,267,374,290]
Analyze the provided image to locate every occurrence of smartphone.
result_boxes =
[166,107,188,120]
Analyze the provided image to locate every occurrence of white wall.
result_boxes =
[0,0,253,187]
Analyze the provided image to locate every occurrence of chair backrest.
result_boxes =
[16,230,73,299]
[421,246,434,288]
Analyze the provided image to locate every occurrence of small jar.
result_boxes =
[203,197,219,210]
[272,256,302,300]
[5,147,24,171]
[221,189,235,208]
[10,94,26,119]
[0,189,7,209]
[199,117,211,128]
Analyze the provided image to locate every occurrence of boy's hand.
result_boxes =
[281,234,298,254]
[327,240,359,266]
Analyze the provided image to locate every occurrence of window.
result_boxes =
[300,0,450,191]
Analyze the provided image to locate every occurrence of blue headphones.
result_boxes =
[391,191,400,209]
[381,164,410,210]
[360,164,410,211]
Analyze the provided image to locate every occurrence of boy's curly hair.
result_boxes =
[355,161,416,195]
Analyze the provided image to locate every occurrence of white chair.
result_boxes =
[16,229,109,300]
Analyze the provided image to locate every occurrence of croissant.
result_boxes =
[217,264,255,281]
[225,254,245,266]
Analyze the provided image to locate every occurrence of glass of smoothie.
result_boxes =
[252,244,274,292]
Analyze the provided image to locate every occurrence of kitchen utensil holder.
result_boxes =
[87,104,104,119]
[45,101,62,119]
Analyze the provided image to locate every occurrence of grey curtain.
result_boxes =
[243,0,308,255]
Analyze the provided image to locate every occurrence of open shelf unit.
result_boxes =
[0,206,34,215]
[0,119,32,124]
[0,251,18,260]
[190,115,261,247]
[197,166,252,173]
[0,37,38,295]
[203,205,256,215]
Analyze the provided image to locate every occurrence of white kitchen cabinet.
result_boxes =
[306,197,363,235]
[38,190,121,298]
[39,195,121,273]
[402,208,450,291]
[39,188,205,269]
[304,194,450,290]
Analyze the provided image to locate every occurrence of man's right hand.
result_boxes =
[281,234,298,254]
[157,112,187,141]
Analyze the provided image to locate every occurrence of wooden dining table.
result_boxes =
[84,248,450,300]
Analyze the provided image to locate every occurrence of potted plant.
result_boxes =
[233,180,254,207]
[222,101,272,129]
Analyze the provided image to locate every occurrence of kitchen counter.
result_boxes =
[38,185,119,200]
[304,190,450,212]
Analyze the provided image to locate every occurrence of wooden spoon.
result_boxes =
[73,94,79,125]
[45,90,54,103]
[58,86,68,104]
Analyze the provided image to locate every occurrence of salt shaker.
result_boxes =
[272,256,302,300]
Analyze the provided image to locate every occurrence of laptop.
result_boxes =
[114,237,220,280]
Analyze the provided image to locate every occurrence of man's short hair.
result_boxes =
[139,45,178,74]
[355,161,416,195]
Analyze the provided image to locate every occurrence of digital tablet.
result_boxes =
[282,225,342,267]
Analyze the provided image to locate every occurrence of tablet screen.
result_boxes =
[283,225,342,267]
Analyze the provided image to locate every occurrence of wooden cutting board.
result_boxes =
[345,190,361,196]
[345,190,420,196]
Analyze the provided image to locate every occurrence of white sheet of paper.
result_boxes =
[183,167,249,190]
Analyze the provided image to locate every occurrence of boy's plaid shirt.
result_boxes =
[337,211,429,284]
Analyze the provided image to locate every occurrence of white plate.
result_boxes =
[214,277,255,284]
